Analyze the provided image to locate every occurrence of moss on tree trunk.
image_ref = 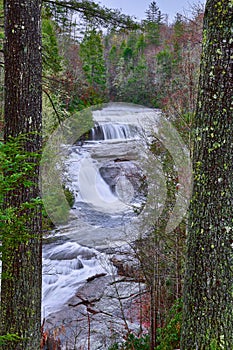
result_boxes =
[181,0,233,348]
[0,1,42,349]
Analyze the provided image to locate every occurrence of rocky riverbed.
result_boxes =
[41,103,161,349]
[43,244,146,350]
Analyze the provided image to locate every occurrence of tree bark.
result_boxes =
[0,1,42,349]
[181,0,233,348]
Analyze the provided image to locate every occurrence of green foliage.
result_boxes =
[0,333,21,346]
[124,334,150,349]
[155,299,182,350]
[0,138,40,196]
[136,33,146,54]
[145,1,163,24]
[144,1,163,46]
[63,186,75,208]
[126,31,138,53]
[80,29,107,95]
[41,10,67,138]
[113,55,155,106]
[123,46,133,61]
[120,40,126,51]
[109,334,150,350]
[144,21,161,46]
[156,50,173,79]
[42,16,62,74]
[0,136,42,249]
[67,87,105,112]
[173,13,185,39]
[209,337,226,350]
[41,187,70,224]
[109,45,117,61]
[42,91,69,138]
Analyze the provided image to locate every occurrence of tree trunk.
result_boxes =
[0,0,42,349]
[181,0,233,348]
[150,280,157,350]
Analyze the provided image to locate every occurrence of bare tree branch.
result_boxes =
[43,0,139,29]
[43,88,62,125]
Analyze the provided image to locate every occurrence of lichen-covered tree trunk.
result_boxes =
[0,1,42,349]
[181,1,233,349]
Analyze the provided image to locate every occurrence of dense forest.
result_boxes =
[40,1,203,140]
[0,1,204,138]
[0,0,232,349]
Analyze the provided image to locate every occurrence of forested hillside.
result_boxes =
[2,1,232,349]
[0,1,203,139]
[40,1,204,138]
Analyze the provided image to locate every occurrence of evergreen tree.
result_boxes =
[135,33,146,55]
[145,1,163,24]
[144,1,164,46]
[42,14,62,74]
[79,28,106,96]
[172,13,185,62]
[173,13,185,39]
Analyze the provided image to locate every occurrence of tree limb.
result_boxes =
[43,0,139,29]
[43,88,62,125]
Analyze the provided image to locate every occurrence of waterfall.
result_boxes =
[42,103,162,347]
[90,123,137,141]
[77,156,129,213]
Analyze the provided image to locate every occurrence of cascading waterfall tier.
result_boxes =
[89,122,138,141]
[42,104,162,349]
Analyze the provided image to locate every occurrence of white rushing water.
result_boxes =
[77,156,129,212]
[90,122,137,140]
[42,103,162,319]
[42,240,113,317]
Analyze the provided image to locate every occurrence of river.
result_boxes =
[41,103,162,349]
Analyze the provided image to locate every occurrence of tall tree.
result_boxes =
[145,1,163,23]
[181,0,233,348]
[0,1,137,348]
[44,0,138,30]
[144,1,163,46]
[0,0,43,349]
[79,28,106,95]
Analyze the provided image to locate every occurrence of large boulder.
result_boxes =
[99,159,148,203]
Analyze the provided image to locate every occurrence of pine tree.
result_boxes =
[145,1,163,24]
[144,1,164,46]
[80,28,106,95]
